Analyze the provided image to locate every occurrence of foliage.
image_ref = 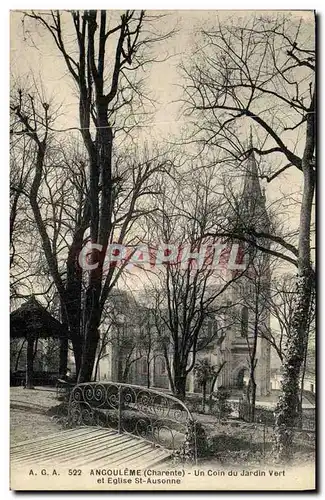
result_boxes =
[173,420,208,463]
[194,358,219,413]
[183,12,315,458]
[213,387,232,420]
[194,358,217,386]
[11,10,175,384]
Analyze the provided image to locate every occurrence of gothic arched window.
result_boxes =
[241,306,249,337]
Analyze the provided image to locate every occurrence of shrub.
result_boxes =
[173,420,208,463]
[213,387,232,420]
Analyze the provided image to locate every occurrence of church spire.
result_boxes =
[243,128,262,201]
[239,129,269,231]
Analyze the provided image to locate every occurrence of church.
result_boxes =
[97,140,272,397]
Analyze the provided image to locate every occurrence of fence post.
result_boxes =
[118,385,123,434]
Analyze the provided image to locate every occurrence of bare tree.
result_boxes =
[100,290,149,383]
[234,252,271,421]
[10,135,32,269]
[10,88,89,375]
[262,274,298,363]
[146,167,249,399]
[13,10,175,383]
[136,306,158,388]
[263,273,315,422]
[183,13,315,457]
[10,128,47,301]
[93,289,159,385]
[194,358,218,413]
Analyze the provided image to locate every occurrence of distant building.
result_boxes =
[270,367,315,394]
[98,140,272,397]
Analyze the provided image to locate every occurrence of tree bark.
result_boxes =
[78,322,100,382]
[59,337,68,377]
[14,339,26,372]
[275,270,314,459]
[93,353,101,382]
[147,359,151,388]
[208,361,226,412]
[174,373,187,400]
[71,337,82,377]
[65,226,86,378]
[275,90,315,459]
[202,382,207,413]
[298,333,309,428]
[247,377,257,422]
[117,342,123,383]
[163,347,175,393]
[93,340,107,381]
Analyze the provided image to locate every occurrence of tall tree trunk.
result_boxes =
[275,270,314,459]
[122,366,130,383]
[117,342,123,383]
[59,337,68,377]
[15,339,26,372]
[247,302,259,423]
[147,359,151,388]
[202,382,207,413]
[93,342,106,382]
[174,371,187,400]
[26,337,34,389]
[298,334,309,428]
[248,377,257,422]
[163,347,175,394]
[76,126,111,381]
[93,354,100,382]
[71,337,82,377]
[209,361,226,412]
[32,338,39,362]
[65,229,85,379]
[78,323,100,382]
[275,93,315,459]
[77,277,101,382]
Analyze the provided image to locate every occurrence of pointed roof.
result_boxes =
[10,296,67,339]
[238,130,270,232]
[242,128,263,201]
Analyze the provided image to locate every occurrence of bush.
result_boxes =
[254,406,275,425]
[185,394,206,414]
[213,387,232,420]
[173,420,208,462]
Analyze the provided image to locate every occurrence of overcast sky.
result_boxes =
[10,9,315,279]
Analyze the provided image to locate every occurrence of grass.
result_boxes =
[10,386,315,468]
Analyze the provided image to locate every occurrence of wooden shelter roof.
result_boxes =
[10,296,66,340]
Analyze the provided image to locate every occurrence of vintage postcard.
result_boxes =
[10,9,316,491]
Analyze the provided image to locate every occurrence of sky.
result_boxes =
[10,10,313,226]
[1,8,320,494]
[10,9,314,288]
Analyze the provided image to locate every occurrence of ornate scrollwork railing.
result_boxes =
[67,382,196,455]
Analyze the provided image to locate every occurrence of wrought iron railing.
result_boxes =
[67,382,197,457]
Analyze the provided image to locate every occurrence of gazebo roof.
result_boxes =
[10,296,67,340]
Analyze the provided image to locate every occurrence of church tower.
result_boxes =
[226,130,271,397]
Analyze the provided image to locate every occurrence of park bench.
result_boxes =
[11,382,197,470]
